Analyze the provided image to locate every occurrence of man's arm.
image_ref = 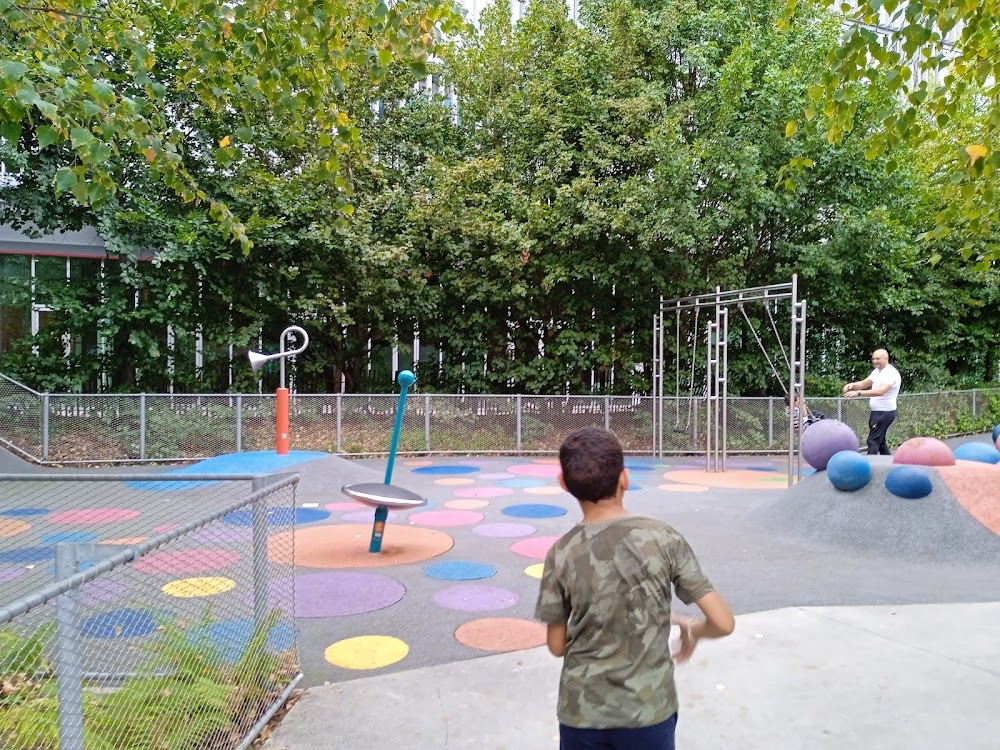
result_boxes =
[546,621,567,657]
[842,377,873,394]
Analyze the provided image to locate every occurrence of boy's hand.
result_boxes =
[671,617,697,664]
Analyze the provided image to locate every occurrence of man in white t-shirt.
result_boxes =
[842,349,902,455]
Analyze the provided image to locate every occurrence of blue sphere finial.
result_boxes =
[397,370,416,388]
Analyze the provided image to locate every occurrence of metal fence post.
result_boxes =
[54,544,85,750]
[424,395,431,452]
[604,396,610,431]
[768,396,774,445]
[336,394,342,453]
[236,394,243,452]
[138,393,146,460]
[41,392,49,460]
[251,478,270,632]
[972,389,977,417]
[516,394,522,451]
[837,398,843,422]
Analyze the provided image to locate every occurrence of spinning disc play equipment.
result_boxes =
[342,370,428,552]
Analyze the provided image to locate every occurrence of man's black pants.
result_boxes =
[867,410,896,455]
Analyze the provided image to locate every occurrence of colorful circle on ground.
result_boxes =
[455,617,548,652]
[657,483,710,493]
[524,563,544,579]
[498,478,547,489]
[424,561,497,581]
[524,486,566,496]
[453,486,512,498]
[510,536,559,559]
[473,522,537,538]
[41,532,99,545]
[625,463,655,472]
[445,499,490,510]
[163,576,236,598]
[222,507,330,526]
[409,510,485,527]
[0,567,25,582]
[49,508,140,524]
[412,465,479,475]
[324,501,366,511]
[507,464,561,478]
[101,537,147,545]
[478,472,515,480]
[433,583,518,612]
[1,508,48,517]
[133,549,239,575]
[269,525,453,568]
[626,485,643,491]
[80,579,130,605]
[294,572,406,617]
[342,510,398,523]
[0,519,31,537]
[0,547,53,563]
[81,608,158,639]
[325,635,409,670]
[435,478,476,485]
[502,504,566,519]
[661,469,789,489]
[532,458,560,465]
[939,463,1000,536]
[404,460,434,467]
[192,619,296,663]
[189,526,253,544]
[152,524,176,533]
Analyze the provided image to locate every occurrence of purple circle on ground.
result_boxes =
[507,464,561,478]
[409,510,484,527]
[453,487,513,499]
[433,584,518,612]
[0,567,24,582]
[478,473,515,480]
[472,523,537,538]
[295,572,406,618]
[342,510,399,523]
[413,465,480,475]
[189,526,253,545]
[80,579,130,606]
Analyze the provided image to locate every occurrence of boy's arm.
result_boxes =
[546,621,568,657]
[673,591,735,664]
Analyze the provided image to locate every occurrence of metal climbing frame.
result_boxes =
[652,276,807,486]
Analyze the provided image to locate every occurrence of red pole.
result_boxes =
[276,387,290,455]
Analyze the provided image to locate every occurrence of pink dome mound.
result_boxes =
[893,437,955,467]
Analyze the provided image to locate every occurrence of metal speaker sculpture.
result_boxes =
[341,369,427,553]
[248,325,310,455]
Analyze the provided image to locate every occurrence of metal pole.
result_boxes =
[713,287,722,471]
[788,275,799,487]
[798,298,808,482]
[54,544,85,750]
[336,394,342,453]
[424,394,431,452]
[251,478,270,632]
[768,396,774,445]
[516,395,523,451]
[605,395,610,431]
[236,394,243,452]
[721,307,729,472]
[138,393,147,459]
[41,392,49,460]
[705,321,715,473]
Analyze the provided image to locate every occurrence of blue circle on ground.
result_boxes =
[190,619,296,663]
[827,451,871,492]
[222,507,330,527]
[1,508,49,517]
[624,463,655,472]
[626,485,642,491]
[0,547,54,563]
[42,532,99,545]
[502,504,567,519]
[81,608,158,639]
[746,466,779,472]
[954,442,1000,464]
[412,465,480,475]
[885,466,933,499]
[423,561,497,581]
[498,478,547,489]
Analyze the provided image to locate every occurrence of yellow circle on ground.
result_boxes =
[0,519,31,537]
[325,636,409,670]
[524,486,565,495]
[435,478,476,486]
[162,577,236,598]
[657,484,710,493]
[524,563,545,579]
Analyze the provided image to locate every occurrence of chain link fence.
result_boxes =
[0,472,300,750]
[1,374,998,463]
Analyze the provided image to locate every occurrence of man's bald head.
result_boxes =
[871,349,889,369]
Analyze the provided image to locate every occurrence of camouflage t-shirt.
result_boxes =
[534,515,714,729]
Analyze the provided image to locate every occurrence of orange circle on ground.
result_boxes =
[101,537,148,545]
[0,519,31,537]
[445,499,490,510]
[939,462,1000,536]
[662,469,785,489]
[657,484,710,493]
[454,617,547,652]
[268,525,453,568]
[532,458,560,465]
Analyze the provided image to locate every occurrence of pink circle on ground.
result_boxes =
[433,584,518,612]
[453,487,513,498]
[325,501,366,511]
[478,472,515,480]
[473,523,536,538]
[658,484,710,493]
[342,510,399,523]
[0,567,24,583]
[409,510,484,527]
[49,508,141,524]
[508,464,561,478]
[445,499,490,510]
[510,536,559,559]
[133,549,239,575]
[153,524,176,533]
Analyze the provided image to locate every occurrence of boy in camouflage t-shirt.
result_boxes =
[536,428,735,749]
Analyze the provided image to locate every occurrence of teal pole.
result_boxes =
[370,369,415,553]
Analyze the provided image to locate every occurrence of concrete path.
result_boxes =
[266,601,1000,750]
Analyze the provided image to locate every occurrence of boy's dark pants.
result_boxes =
[559,713,677,750]
[867,410,896,455]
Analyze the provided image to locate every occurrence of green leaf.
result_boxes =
[785,121,798,137]
[37,125,60,149]
[54,167,77,194]
[0,60,28,82]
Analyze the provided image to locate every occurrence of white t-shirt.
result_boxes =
[868,364,901,410]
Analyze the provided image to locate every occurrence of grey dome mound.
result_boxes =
[751,457,1000,565]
